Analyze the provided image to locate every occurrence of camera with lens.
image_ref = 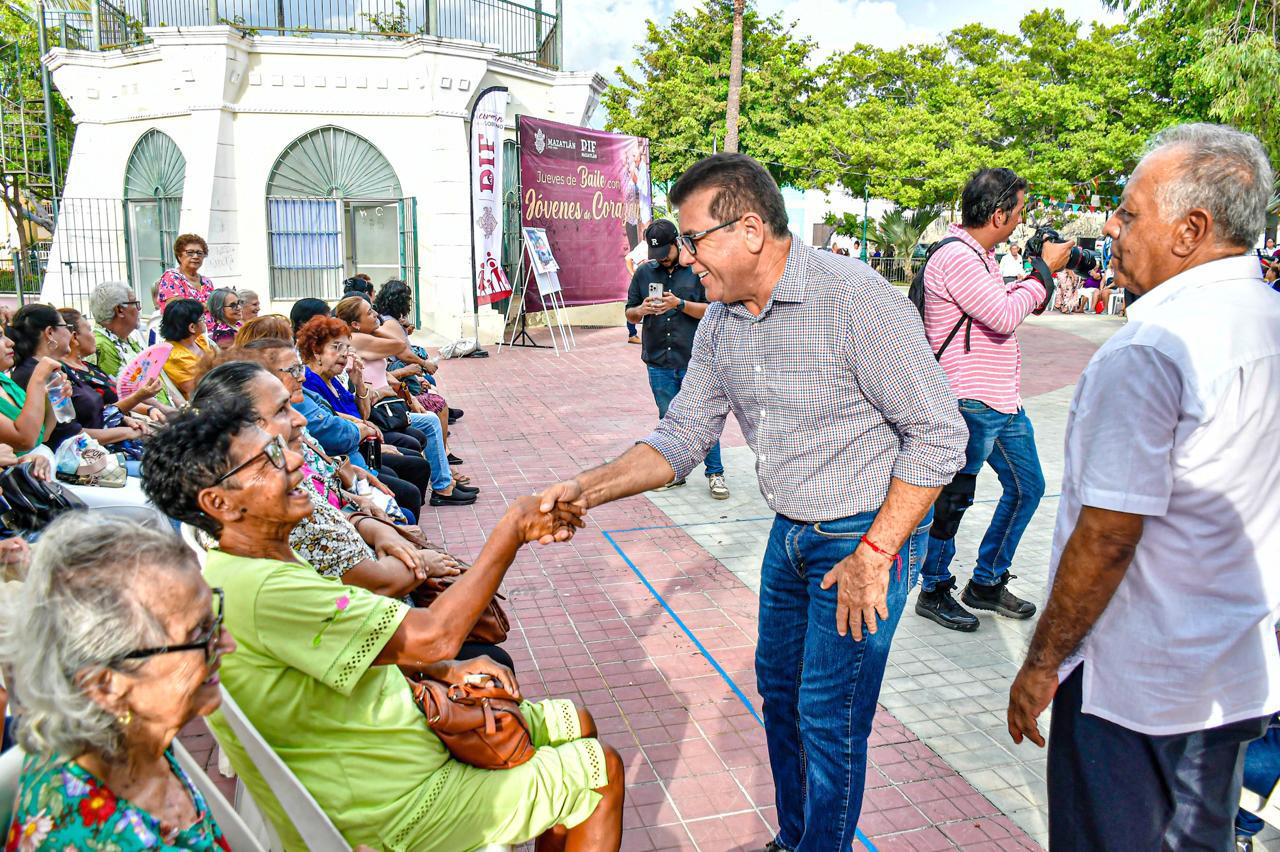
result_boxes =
[1024,225,1100,275]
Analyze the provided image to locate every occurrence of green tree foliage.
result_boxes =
[606,1,1208,210]
[601,0,820,190]
[1,0,74,251]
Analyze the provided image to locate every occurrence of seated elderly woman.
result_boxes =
[237,288,261,323]
[297,314,476,508]
[140,401,624,850]
[8,304,148,454]
[0,512,235,849]
[59,308,163,428]
[204,287,243,350]
[158,298,214,400]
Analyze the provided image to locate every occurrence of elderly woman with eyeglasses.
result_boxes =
[0,513,235,851]
[154,234,214,315]
[140,401,624,852]
[204,288,243,350]
[87,282,170,408]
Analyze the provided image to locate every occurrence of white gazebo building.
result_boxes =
[36,0,603,337]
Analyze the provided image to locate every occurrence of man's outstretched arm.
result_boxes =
[536,444,675,543]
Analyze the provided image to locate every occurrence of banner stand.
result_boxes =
[499,241,574,355]
[467,85,512,356]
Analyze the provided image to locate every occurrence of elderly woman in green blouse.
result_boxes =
[141,400,625,851]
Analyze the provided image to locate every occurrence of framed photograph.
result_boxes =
[523,227,560,273]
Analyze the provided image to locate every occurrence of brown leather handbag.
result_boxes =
[410,572,510,645]
[409,679,535,770]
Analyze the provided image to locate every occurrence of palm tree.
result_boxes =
[724,0,745,153]
[877,206,941,278]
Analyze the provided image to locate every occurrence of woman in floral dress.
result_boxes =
[154,234,214,314]
[1,513,234,851]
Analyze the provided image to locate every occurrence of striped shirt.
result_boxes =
[922,225,1046,414]
[641,239,966,523]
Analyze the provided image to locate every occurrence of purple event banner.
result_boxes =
[518,116,652,308]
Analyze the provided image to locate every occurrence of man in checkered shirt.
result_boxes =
[539,154,967,851]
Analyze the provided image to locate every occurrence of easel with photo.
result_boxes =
[500,227,575,355]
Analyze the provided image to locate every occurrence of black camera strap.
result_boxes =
[927,238,989,360]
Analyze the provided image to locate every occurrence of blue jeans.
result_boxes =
[406,411,454,492]
[1236,716,1280,836]
[921,401,1044,591]
[646,366,723,477]
[627,322,638,337]
[757,510,930,850]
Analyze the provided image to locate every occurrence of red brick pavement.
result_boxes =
[184,323,1099,850]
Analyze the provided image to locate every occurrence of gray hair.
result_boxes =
[0,513,199,760]
[1146,123,1274,249]
[237,289,258,302]
[88,281,135,326]
[206,287,238,323]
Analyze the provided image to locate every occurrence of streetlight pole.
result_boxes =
[860,182,869,262]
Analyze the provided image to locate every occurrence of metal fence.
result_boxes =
[868,257,912,284]
[40,0,562,67]
[41,197,131,313]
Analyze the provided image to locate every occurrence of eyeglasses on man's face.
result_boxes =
[111,588,225,667]
[675,218,742,257]
[214,433,288,486]
[119,300,142,310]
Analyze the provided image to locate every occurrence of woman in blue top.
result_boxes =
[296,315,476,507]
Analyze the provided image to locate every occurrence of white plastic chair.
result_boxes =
[1107,291,1125,315]
[0,744,20,838]
[211,687,350,851]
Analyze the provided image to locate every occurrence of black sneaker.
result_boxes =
[962,572,1037,619]
[763,841,791,852]
[447,453,464,465]
[1236,836,1254,852]
[915,577,979,631]
[430,489,477,506]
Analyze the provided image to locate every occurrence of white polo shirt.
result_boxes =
[1053,254,1280,736]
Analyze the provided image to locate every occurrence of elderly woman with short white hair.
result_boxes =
[0,513,235,849]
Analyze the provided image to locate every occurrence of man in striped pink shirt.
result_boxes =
[915,167,1072,632]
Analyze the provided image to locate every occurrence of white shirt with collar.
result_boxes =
[1052,253,1280,735]
[999,251,1024,279]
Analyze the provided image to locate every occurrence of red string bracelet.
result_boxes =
[861,535,902,578]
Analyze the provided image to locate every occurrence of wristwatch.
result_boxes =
[678,298,686,312]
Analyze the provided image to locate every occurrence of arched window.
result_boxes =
[266,126,409,299]
[123,129,185,295]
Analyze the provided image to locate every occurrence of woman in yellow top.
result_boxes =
[159,298,214,400]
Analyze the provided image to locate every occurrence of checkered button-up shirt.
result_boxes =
[642,239,966,523]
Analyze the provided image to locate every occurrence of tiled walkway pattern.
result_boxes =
[182,313,1251,851]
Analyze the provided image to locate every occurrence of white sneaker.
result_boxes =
[652,478,686,492]
[708,474,729,500]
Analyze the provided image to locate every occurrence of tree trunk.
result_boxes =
[724,0,744,153]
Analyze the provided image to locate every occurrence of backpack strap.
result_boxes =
[926,237,992,360]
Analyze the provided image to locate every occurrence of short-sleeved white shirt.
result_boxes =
[1053,254,1280,735]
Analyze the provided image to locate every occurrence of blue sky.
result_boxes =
[563,0,1123,82]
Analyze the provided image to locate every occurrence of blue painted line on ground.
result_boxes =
[601,527,879,852]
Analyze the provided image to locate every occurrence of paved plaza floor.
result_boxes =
[181,310,1276,850]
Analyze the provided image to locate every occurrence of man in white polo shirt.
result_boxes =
[1007,123,1280,850]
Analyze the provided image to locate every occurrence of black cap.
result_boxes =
[646,220,679,261]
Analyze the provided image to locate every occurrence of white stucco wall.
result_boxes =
[41,27,604,338]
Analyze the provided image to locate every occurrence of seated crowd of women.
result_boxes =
[0,293,625,849]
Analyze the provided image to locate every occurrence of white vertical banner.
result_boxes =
[470,86,512,311]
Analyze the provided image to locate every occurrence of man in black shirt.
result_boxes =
[625,220,729,499]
